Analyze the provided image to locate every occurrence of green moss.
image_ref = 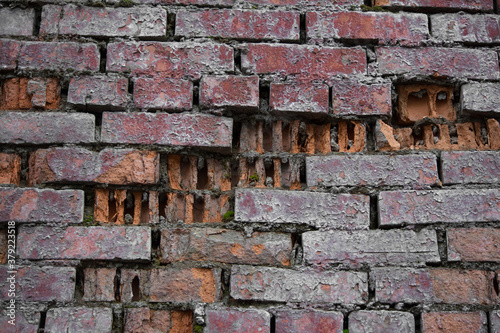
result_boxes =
[119,0,135,7]
[223,210,234,222]
[360,4,389,11]
[343,330,349,333]
[194,324,204,333]
[249,173,259,182]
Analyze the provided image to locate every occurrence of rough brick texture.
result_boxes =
[441,151,500,184]
[124,308,193,333]
[83,268,116,302]
[17,226,151,260]
[461,83,500,116]
[205,307,271,333]
[0,309,39,333]
[200,75,259,110]
[275,309,344,333]
[0,153,21,185]
[44,307,113,333]
[331,80,392,116]
[431,14,500,44]
[421,312,488,333]
[133,77,192,110]
[68,75,128,110]
[270,83,329,114]
[0,8,35,36]
[1,77,60,110]
[0,188,84,223]
[349,311,415,333]
[447,228,500,262]
[373,0,494,11]
[0,39,21,70]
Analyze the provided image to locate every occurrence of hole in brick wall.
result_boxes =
[33,8,42,36]
[299,13,306,44]
[262,123,273,152]
[370,195,379,229]
[259,84,270,112]
[167,12,176,39]
[193,195,205,223]
[141,193,149,224]
[343,317,349,332]
[38,311,47,332]
[264,159,274,186]
[197,162,209,190]
[230,159,240,188]
[232,121,242,151]
[193,81,200,107]
[414,313,422,333]
[131,276,141,302]
[181,156,193,189]
[152,229,161,250]
[99,47,107,73]
[128,79,134,95]
[108,192,117,223]
[159,194,167,219]
[124,192,135,224]
[234,49,242,72]
[114,268,121,302]
[449,124,458,145]
[75,267,85,300]
[407,90,429,122]
[282,123,291,152]
[270,315,276,333]
[493,272,500,297]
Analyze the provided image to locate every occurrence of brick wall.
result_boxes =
[0,0,499,332]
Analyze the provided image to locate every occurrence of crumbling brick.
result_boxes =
[44,307,113,333]
[421,312,488,333]
[200,75,259,110]
[68,75,128,110]
[124,308,193,333]
[1,78,60,110]
[275,309,344,333]
[349,311,415,333]
[133,77,192,110]
[83,268,116,302]
[94,189,159,224]
[0,153,21,185]
[206,307,271,333]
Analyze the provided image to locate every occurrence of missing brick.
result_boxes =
[99,46,107,73]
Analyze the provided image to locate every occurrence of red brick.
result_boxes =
[68,75,128,110]
[0,187,84,223]
[200,75,259,110]
[230,265,368,304]
[160,227,292,266]
[275,309,343,333]
[18,42,100,72]
[461,83,500,116]
[0,153,20,185]
[374,0,494,11]
[421,312,487,333]
[270,83,329,115]
[379,189,500,226]
[372,268,496,305]
[17,226,151,260]
[0,309,39,333]
[375,47,499,79]
[307,12,428,46]
[235,189,370,230]
[101,112,233,149]
[83,268,116,302]
[241,44,366,79]
[441,151,500,185]
[149,267,221,303]
[206,307,271,333]
[447,228,500,262]
[44,307,113,332]
[107,42,233,78]
[432,14,500,44]
[0,39,20,70]
[0,8,35,36]
[349,311,415,333]
[40,5,166,38]
[137,0,232,5]
[247,0,362,4]
[0,266,75,301]
[134,77,192,110]
[176,10,299,41]
[124,308,193,333]
[28,147,159,185]
[331,79,391,116]
[0,112,94,144]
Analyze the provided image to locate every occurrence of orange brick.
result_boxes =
[0,153,21,185]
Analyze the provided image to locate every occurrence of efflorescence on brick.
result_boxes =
[1,0,500,331]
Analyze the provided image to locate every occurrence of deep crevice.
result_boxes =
[369,194,379,229]
[299,13,307,44]
[114,268,121,302]
[414,312,422,333]
[270,315,276,333]
[99,46,107,73]
[33,7,42,36]
[38,311,47,332]
[193,80,200,107]
[128,79,134,95]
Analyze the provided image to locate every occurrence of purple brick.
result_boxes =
[303,229,440,267]
[275,309,344,333]
[206,307,271,333]
[101,112,233,149]
[230,265,368,304]
[441,151,500,184]
[331,79,392,116]
[307,154,439,187]
[18,42,100,72]
[373,0,494,11]
[349,311,415,333]
[0,112,94,144]
[133,77,193,110]
[17,226,151,260]
[461,83,500,116]
[200,75,259,110]
[375,47,499,80]
[379,189,500,226]
[490,311,500,332]
[0,187,84,223]
[270,83,329,115]
[40,4,166,38]
[0,39,21,70]
[0,8,35,36]
[431,14,500,44]
[0,308,39,333]
[0,266,75,302]
[44,307,113,333]
[68,75,128,110]
[235,189,370,230]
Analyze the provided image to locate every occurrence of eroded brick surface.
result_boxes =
[0,8,35,36]
[83,268,116,302]
[44,307,113,333]
[270,83,329,115]
[447,228,500,262]
[373,0,494,11]
[124,308,193,333]
[206,307,271,333]
[133,77,193,110]
[0,153,21,185]
[441,151,500,184]
[68,75,128,109]
[349,311,415,333]
[432,14,500,44]
[200,75,259,110]
[461,83,500,116]
[275,309,343,333]
[421,312,488,333]
[331,80,392,116]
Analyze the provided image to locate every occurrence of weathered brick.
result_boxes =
[275,309,343,333]
[83,268,116,302]
[1,77,60,110]
[241,44,366,79]
[68,75,128,110]
[247,0,362,4]
[307,12,428,46]
[375,47,499,79]
[235,189,370,230]
[28,147,159,185]
[107,42,233,78]
[0,229,6,264]
[461,83,500,116]
[17,226,151,260]
[0,39,20,70]
[422,312,487,333]
[101,112,233,149]
[371,268,496,305]
[206,307,271,333]
[448,228,500,262]
[0,188,84,223]
[44,307,113,333]
[19,42,100,72]
[176,10,299,41]
[124,308,193,333]
[303,229,439,267]
[0,112,94,144]
[133,77,192,110]
[379,189,500,226]
[0,266,75,301]
[119,269,151,303]
[307,154,439,188]
[160,227,292,266]
[200,75,259,110]
[349,311,415,333]
[137,0,232,5]
[0,8,35,36]
[490,311,500,332]
[0,308,39,333]
[432,14,500,44]
[41,4,166,37]
[270,83,329,115]
[441,151,500,185]
[230,265,368,304]
[373,0,494,11]
[0,153,20,185]
[331,79,392,116]
[149,267,221,303]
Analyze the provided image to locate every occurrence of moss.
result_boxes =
[223,210,234,222]
[194,324,204,333]
[343,330,349,333]
[119,0,135,7]
[249,173,259,182]
[360,4,389,11]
